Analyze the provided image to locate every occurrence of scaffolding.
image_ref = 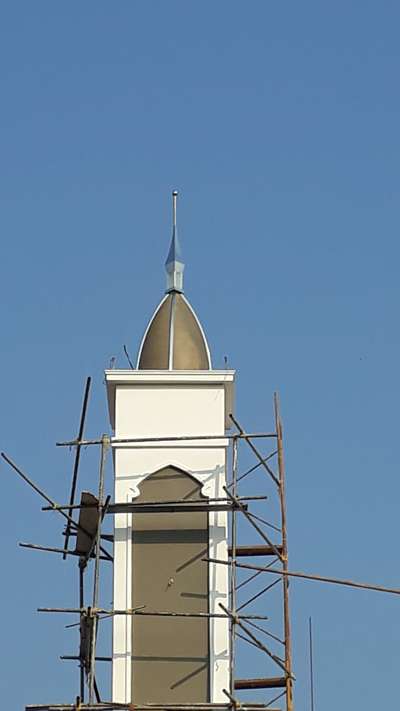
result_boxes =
[3,377,400,711]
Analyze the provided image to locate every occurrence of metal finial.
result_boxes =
[172,190,178,228]
[165,190,184,292]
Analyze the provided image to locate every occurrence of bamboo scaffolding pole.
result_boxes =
[19,542,110,561]
[42,496,266,512]
[229,437,238,696]
[60,656,112,663]
[101,502,247,514]
[132,610,269,620]
[38,607,269,621]
[57,432,277,447]
[27,704,279,711]
[79,562,85,702]
[211,558,400,595]
[89,435,109,705]
[63,377,92,559]
[208,557,400,596]
[274,393,293,711]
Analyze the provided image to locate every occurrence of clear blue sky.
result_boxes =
[1,2,399,709]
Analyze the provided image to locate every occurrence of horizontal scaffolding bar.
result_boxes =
[63,530,113,543]
[42,496,266,513]
[26,704,279,711]
[37,607,269,620]
[60,656,111,663]
[56,432,277,447]
[228,545,283,558]
[108,502,248,514]
[132,610,269,620]
[234,677,286,690]
[19,543,110,561]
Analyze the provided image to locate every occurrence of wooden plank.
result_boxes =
[228,545,283,558]
[234,677,286,689]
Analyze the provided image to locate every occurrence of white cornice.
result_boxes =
[105,369,235,383]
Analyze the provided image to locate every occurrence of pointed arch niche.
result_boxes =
[131,465,209,703]
[127,461,217,500]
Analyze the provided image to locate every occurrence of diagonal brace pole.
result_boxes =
[63,376,92,559]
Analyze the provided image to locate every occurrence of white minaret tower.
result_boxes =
[105,193,235,705]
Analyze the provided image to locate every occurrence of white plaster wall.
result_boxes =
[115,385,226,439]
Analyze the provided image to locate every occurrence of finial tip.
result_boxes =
[166,189,183,292]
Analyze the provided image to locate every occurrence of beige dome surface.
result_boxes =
[137,292,211,370]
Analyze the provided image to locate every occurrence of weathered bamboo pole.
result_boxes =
[42,495,265,512]
[207,557,400,596]
[79,561,85,702]
[229,437,238,696]
[88,435,109,704]
[37,607,268,620]
[26,704,280,711]
[63,376,92,559]
[18,542,110,561]
[274,393,293,711]
[57,432,277,447]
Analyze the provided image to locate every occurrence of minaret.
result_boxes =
[105,193,235,705]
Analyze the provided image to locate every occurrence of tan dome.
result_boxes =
[137,291,211,370]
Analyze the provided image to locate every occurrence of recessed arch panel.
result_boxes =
[131,465,209,703]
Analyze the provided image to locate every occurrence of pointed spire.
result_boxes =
[165,190,185,292]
